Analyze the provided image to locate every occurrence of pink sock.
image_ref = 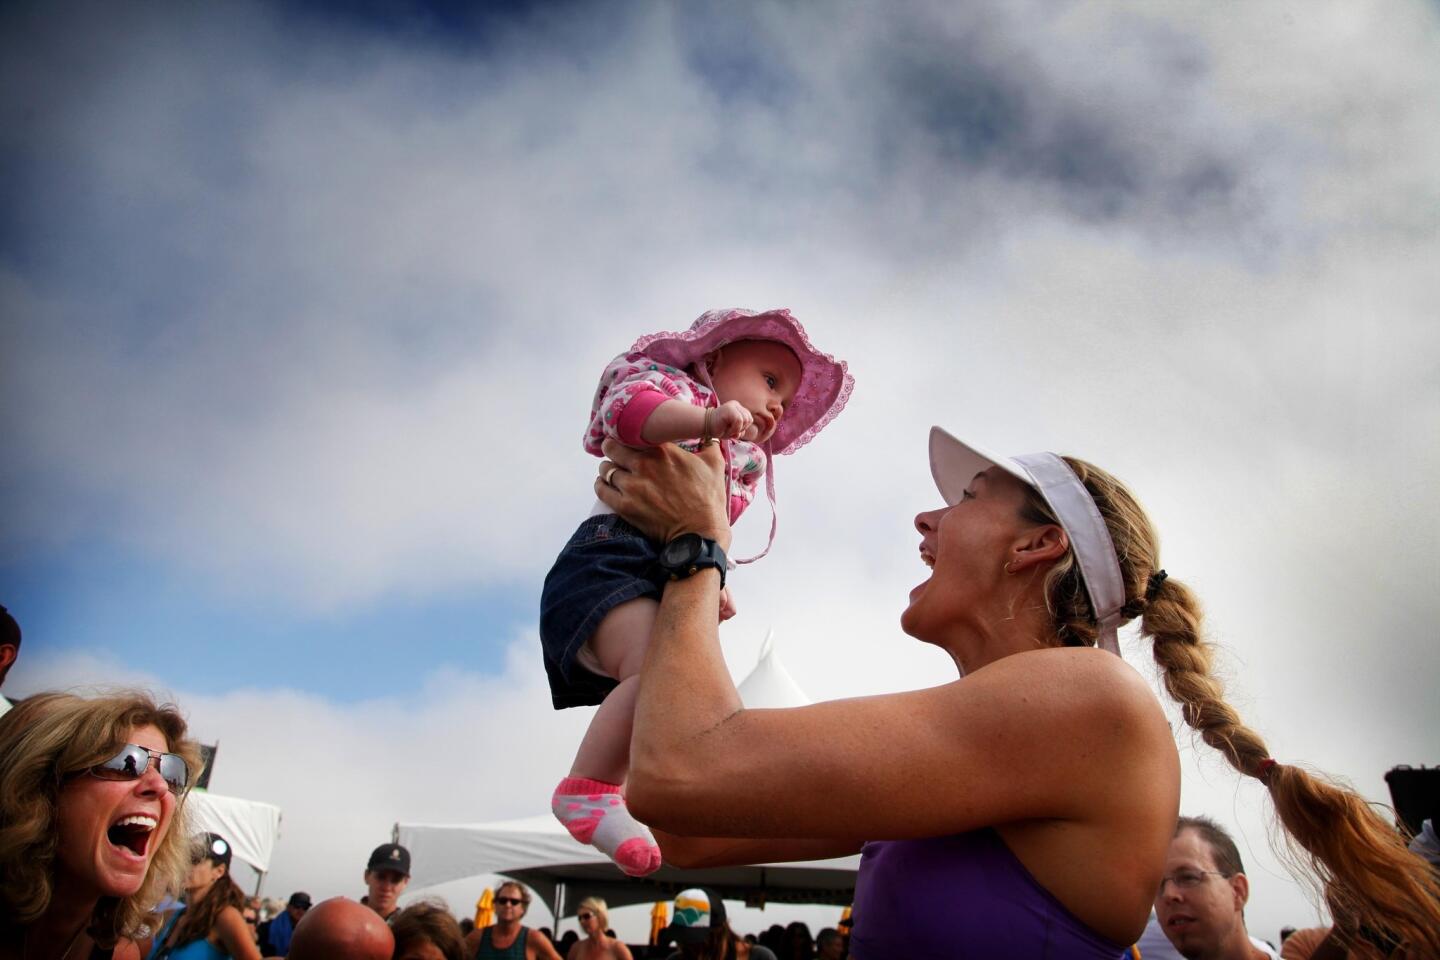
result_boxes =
[551,776,662,877]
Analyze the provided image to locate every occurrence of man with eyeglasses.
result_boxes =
[1154,816,1279,959]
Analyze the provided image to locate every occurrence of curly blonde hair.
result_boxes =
[1020,457,1440,955]
[0,691,201,946]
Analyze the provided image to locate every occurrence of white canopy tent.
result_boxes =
[187,791,283,892]
[397,815,859,920]
[396,631,857,921]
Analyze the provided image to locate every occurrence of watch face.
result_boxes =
[661,533,702,568]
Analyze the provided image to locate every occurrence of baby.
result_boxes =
[540,307,853,876]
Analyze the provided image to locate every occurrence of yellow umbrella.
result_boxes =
[474,888,495,928]
[649,901,668,946]
[838,905,852,938]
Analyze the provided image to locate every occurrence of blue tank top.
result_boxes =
[147,908,230,960]
[849,828,1129,959]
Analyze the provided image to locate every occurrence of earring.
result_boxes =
[1004,560,1018,575]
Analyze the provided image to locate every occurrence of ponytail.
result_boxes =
[1145,575,1439,955]
[1023,458,1440,955]
[170,874,246,948]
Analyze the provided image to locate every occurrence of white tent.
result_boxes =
[396,631,857,920]
[187,791,283,884]
[397,814,859,918]
[735,629,811,710]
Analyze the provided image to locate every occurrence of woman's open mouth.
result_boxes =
[910,548,936,598]
[107,813,158,857]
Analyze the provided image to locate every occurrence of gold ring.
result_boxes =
[603,466,619,486]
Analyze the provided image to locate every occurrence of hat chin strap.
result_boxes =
[693,359,776,566]
[1010,453,1124,656]
[733,443,777,566]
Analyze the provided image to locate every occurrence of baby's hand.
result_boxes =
[709,401,753,441]
[719,586,737,622]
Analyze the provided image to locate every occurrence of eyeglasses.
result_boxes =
[1158,869,1229,894]
[577,912,595,921]
[84,743,190,795]
[494,897,525,907]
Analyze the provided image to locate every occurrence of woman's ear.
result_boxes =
[1007,524,1069,573]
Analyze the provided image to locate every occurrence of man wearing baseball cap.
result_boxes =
[661,889,775,960]
[260,891,311,957]
[360,842,410,922]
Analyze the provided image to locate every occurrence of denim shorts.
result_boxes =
[539,513,667,709]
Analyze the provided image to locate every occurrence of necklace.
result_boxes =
[21,923,84,960]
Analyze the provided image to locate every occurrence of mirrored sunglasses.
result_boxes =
[87,742,190,795]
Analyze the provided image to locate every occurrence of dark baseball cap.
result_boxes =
[195,832,233,868]
[366,842,411,876]
[288,892,312,910]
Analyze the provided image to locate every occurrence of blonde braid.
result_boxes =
[1021,458,1440,954]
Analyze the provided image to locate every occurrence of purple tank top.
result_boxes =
[849,828,1129,959]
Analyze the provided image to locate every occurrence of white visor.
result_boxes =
[928,426,1125,656]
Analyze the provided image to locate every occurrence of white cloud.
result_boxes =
[4,0,1438,944]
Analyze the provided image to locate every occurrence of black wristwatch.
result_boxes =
[657,533,728,589]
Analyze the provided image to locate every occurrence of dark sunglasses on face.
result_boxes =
[494,897,525,907]
[86,742,190,795]
[577,913,594,921]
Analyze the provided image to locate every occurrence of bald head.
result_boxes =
[288,897,394,960]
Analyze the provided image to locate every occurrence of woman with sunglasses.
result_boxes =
[464,883,562,960]
[146,833,261,960]
[595,430,1440,958]
[0,691,201,960]
[565,898,630,960]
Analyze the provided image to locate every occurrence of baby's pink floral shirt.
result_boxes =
[585,351,766,525]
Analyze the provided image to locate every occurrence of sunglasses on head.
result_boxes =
[494,896,525,907]
[85,742,190,795]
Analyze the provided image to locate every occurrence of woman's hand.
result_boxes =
[596,437,731,549]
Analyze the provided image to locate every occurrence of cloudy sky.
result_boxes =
[3,0,1437,944]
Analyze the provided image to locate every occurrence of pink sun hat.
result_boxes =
[630,308,854,455]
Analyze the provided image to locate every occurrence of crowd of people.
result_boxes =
[3,391,1440,960]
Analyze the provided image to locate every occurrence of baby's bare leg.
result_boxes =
[569,597,655,781]
[552,596,662,877]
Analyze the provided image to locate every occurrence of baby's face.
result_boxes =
[709,339,803,444]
